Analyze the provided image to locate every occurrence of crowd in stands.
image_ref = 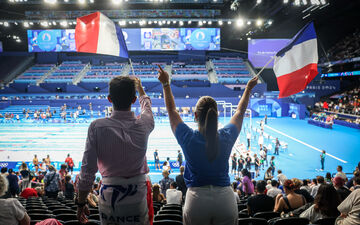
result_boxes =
[313,87,360,127]
[321,29,360,63]
[1,72,360,225]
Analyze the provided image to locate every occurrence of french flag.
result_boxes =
[273,22,318,98]
[75,12,128,58]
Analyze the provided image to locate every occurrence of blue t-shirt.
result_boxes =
[175,123,239,187]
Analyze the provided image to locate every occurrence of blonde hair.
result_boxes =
[0,175,8,197]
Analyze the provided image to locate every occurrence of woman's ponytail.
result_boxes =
[204,107,219,161]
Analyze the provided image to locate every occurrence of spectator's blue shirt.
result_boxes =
[175,123,239,187]
[7,174,19,190]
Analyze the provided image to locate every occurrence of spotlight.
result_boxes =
[179,21,184,26]
[16,39,21,43]
[208,21,212,25]
[218,21,223,25]
[60,21,68,27]
[227,21,232,25]
[166,21,170,25]
[78,0,85,4]
[44,0,57,4]
[112,0,121,4]
[52,21,57,25]
[294,0,300,6]
[199,21,203,26]
[188,21,192,25]
[41,21,49,27]
[247,21,251,25]
[302,0,307,4]
[256,19,263,26]
[14,22,18,25]
[118,20,126,26]
[247,37,251,40]
[23,22,29,27]
[268,21,273,25]
[283,0,288,3]
[256,0,261,4]
[236,18,244,27]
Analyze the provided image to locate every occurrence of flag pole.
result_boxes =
[129,58,136,76]
[255,56,275,77]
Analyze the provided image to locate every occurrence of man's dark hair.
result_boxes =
[271,180,278,187]
[8,169,13,173]
[1,167,7,173]
[256,180,266,193]
[337,165,343,171]
[170,182,177,189]
[303,179,308,186]
[354,177,360,185]
[109,76,136,110]
[317,176,325,184]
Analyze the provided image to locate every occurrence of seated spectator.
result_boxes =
[325,172,332,184]
[264,167,273,181]
[274,180,307,213]
[349,177,360,191]
[346,171,359,189]
[311,176,325,198]
[7,169,20,197]
[64,175,74,200]
[333,176,351,202]
[166,182,182,205]
[44,165,60,198]
[0,175,30,225]
[19,162,30,191]
[20,187,38,199]
[266,180,272,190]
[300,184,340,223]
[336,188,360,225]
[152,184,165,203]
[300,179,311,193]
[87,185,99,208]
[232,181,241,204]
[292,178,314,203]
[247,180,275,216]
[335,165,347,181]
[175,166,187,197]
[267,180,282,198]
[34,218,62,225]
[241,169,254,196]
[159,170,174,198]
[277,170,287,186]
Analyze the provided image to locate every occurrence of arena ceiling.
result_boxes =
[0,0,359,53]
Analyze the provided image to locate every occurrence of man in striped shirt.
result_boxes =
[76,76,154,225]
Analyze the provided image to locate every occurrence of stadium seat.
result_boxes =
[253,211,280,220]
[26,206,48,210]
[269,217,310,225]
[238,218,267,225]
[153,220,183,225]
[89,208,99,214]
[27,209,53,215]
[312,217,337,225]
[52,209,76,215]
[238,212,250,218]
[63,220,100,225]
[88,214,100,220]
[48,205,68,211]
[238,204,247,211]
[154,214,183,222]
[29,214,54,220]
[158,209,182,215]
[55,214,78,221]
[162,204,182,211]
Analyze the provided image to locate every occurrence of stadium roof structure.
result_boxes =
[0,0,359,52]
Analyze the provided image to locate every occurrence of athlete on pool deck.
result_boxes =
[320,150,326,171]
[158,64,258,225]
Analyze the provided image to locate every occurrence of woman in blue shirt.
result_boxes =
[157,65,258,225]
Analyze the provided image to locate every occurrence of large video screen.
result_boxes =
[28,28,220,52]
[248,39,290,68]
[0,41,3,52]
[321,70,360,78]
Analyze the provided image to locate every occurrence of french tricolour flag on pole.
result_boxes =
[75,12,128,58]
[273,22,318,98]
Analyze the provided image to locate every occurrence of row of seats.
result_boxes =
[171,63,209,81]
[212,57,251,84]
[46,61,86,83]
[82,63,125,82]
[15,64,56,83]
